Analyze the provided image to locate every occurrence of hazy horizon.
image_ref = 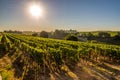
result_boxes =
[0,0,120,31]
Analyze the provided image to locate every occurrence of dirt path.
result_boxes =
[70,60,120,80]
[0,53,120,80]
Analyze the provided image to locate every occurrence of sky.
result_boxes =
[0,0,120,31]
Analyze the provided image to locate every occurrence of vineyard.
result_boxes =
[0,33,120,80]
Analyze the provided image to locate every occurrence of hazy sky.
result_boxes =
[0,0,120,31]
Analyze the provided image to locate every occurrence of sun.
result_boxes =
[29,4,43,18]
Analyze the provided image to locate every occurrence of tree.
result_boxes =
[32,33,38,36]
[88,32,94,37]
[65,34,78,41]
[40,31,48,38]
[113,33,120,40]
[86,32,94,40]
[53,29,68,39]
[98,32,110,38]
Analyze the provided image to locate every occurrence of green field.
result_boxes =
[0,33,120,80]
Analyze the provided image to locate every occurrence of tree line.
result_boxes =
[3,30,120,45]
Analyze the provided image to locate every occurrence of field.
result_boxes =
[0,33,120,80]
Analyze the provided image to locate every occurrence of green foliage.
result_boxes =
[0,35,12,51]
[40,31,48,38]
[1,33,120,74]
[1,71,10,80]
[65,34,78,41]
[32,33,38,36]
[113,33,120,40]
[98,32,111,37]
[5,64,12,71]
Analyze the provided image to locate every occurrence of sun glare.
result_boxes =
[29,4,43,18]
